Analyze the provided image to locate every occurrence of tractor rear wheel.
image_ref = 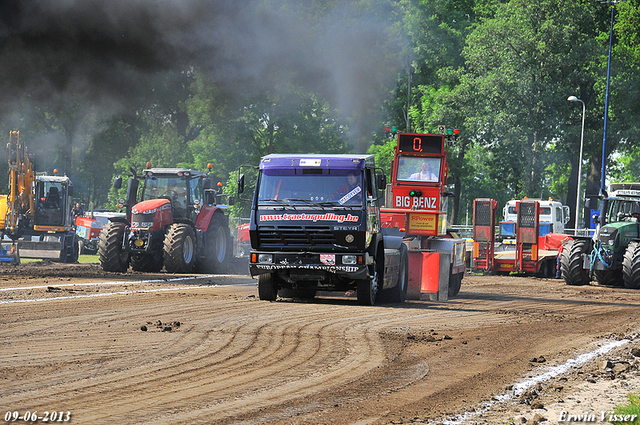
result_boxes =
[163,223,196,273]
[622,242,640,289]
[196,214,232,273]
[130,250,164,272]
[98,222,130,272]
[594,269,623,287]
[560,239,590,286]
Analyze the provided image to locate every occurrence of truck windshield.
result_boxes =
[257,168,364,206]
[396,155,440,182]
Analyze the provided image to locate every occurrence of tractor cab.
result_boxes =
[33,175,74,229]
[136,168,216,224]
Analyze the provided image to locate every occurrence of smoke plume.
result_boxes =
[0,0,404,152]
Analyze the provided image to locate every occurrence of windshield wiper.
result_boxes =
[283,198,314,204]
[258,198,290,209]
[259,198,287,203]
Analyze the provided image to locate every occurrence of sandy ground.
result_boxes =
[1,261,640,424]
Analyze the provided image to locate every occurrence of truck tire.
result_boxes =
[196,214,232,273]
[164,223,196,273]
[622,242,640,289]
[448,270,462,297]
[357,264,379,306]
[130,251,164,272]
[387,246,408,303]
[560,239,590,286]
[99,222,130,272]
[594,269,623,287]
[258,273,278,301]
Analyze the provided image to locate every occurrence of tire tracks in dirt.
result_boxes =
[2,272,640,425]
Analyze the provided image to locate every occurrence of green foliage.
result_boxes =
[4,0,640,228]
[368,139,396,182]
[609,391,640,425]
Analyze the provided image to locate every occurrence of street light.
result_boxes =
[568,96,586,231]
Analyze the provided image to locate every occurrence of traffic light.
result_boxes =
[445,128,460,142]
[409,189,423,197]
[384,125,398,138]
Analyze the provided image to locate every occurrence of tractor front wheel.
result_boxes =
[623,242,640,289]
[98,222,130,272]
[164,223,196,273]
[560,239,590,286]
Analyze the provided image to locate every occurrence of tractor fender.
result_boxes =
[195,205,227,232]
[109,216,130,226]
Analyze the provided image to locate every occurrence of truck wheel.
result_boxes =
[622,242,640,289]
[196,215,232,273]
[164,223,196,273]
[357,265,379,306]
[130,251,164,272]
[560,239,590,286]
[594,269,623,287]
[387,246,408,303]
[258,273,278,301]
[98,222,130,272]
[448,271,462,297]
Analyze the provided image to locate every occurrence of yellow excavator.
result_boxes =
[0,131,78,263]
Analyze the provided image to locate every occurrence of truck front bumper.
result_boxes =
[249,251,370,281]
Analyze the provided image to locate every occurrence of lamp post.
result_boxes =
[568,96,586,231]
[601,3,616,195]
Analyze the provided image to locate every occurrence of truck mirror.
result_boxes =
[203,178,211,190]
[376,174,386,190]
[113,176,123,189]
[68,185,74,197]
[228,196,236,206]
[237,174,245,194]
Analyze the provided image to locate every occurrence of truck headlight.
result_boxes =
[258,253,273,263]
[342,255,357,265]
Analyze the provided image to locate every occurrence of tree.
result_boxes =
[459,0,606,225]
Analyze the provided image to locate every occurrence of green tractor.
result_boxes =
[561,183,640,288]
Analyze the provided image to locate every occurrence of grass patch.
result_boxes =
[78,254,99,264]
[17,254,99,264]
[609,392,640,424]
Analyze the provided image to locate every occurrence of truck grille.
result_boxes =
[257,225,337,248]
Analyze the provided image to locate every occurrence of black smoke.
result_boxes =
[0,0,404,151]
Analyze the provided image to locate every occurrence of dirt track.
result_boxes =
[2,262,640,424]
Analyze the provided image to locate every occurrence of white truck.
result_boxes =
[500,198,570,241]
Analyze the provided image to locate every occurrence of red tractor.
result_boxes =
[98,166,233,273]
